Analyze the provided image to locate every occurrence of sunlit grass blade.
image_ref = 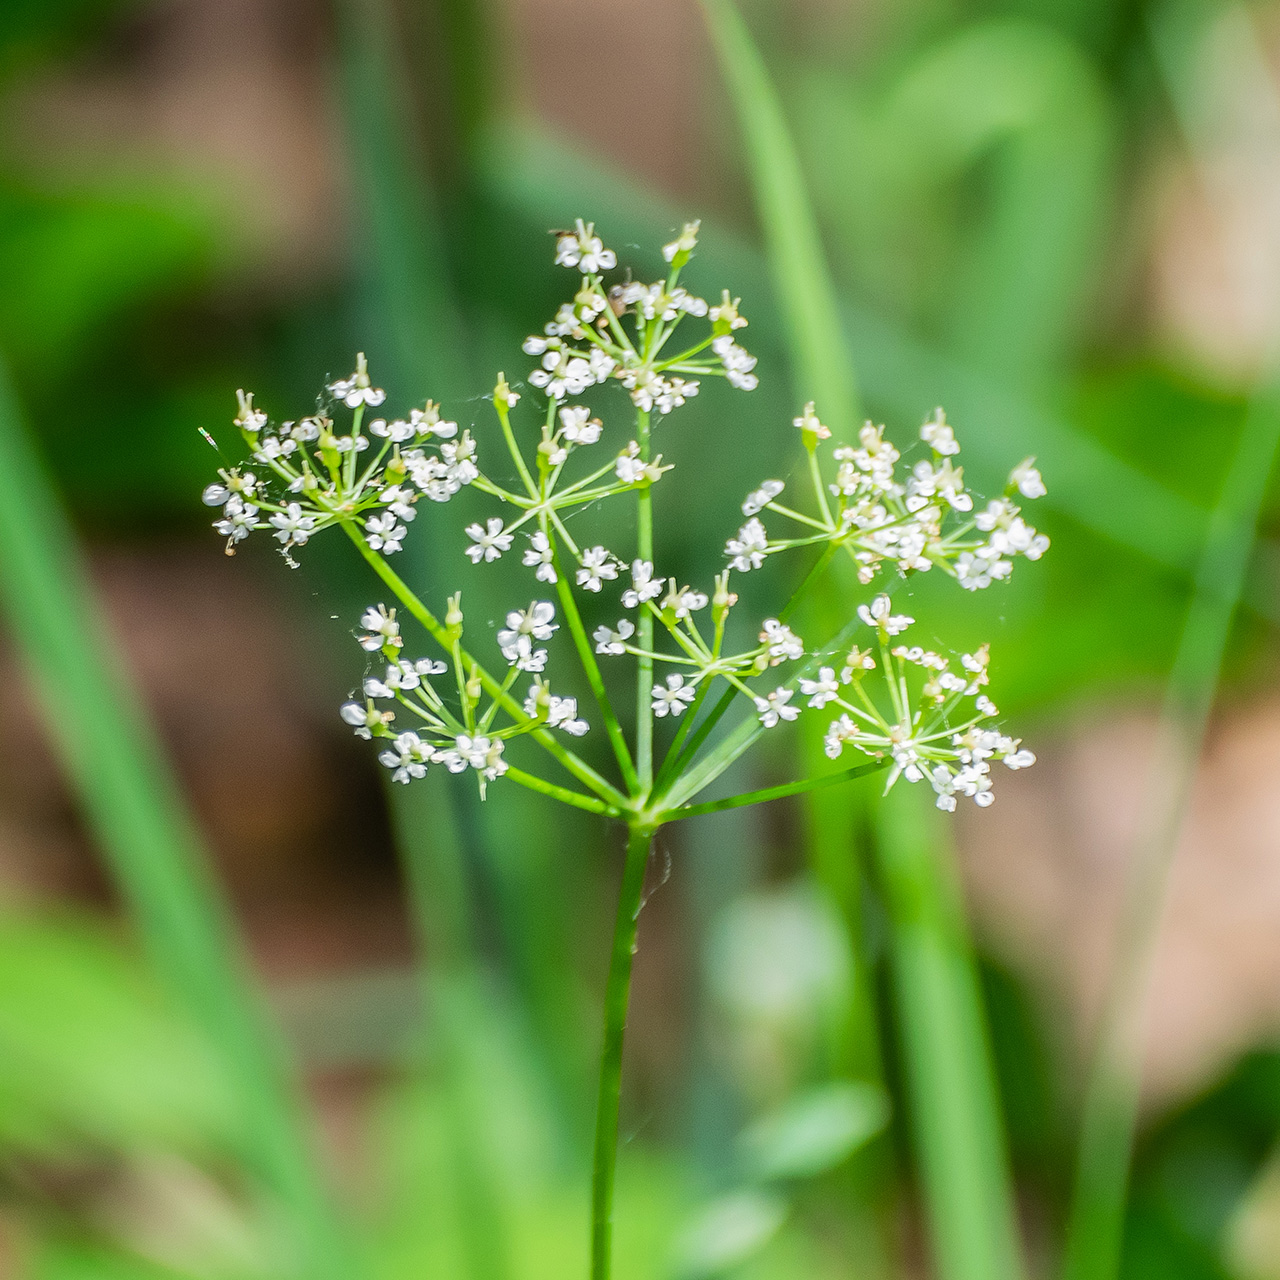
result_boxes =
[698,0,859,435]
[1062,7,1280,1275]
[0,359,348,1280]
[874,786,1025,1280]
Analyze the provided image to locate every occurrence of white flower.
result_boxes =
[614,442,668,485]
[929,765,959,812]
[857,594,913,635]
[726,517,769,571]
[754,687,799,727]
[742,480,784,516]
[955,549,1009,591]
[622,560,665,607]
[214,495,259,543]
[652,674,696,717]
[378,732,429,784]
[359,604,401,652]
[269,503,316,546]
[555,218,617,273]
[1010,457,1046,499]
[662,219,700,262]
[759,618,803,664]
[799,667,840,708]
[365,511,407,554]
[501,634,548,672]
[530,351,595,399]
[559,405,602,445]
[709,291,748,329]
[661,584,708,619]
[577,546,619,592]
[1003,747,1036,769]
[465,517,513,563]
[340,701,393,740]
[380,485,417,522]
[793,401,831,441]
[547,695,589,736]
[921,408,960,456]
[409,403,457,439]
[824,714,858,758]
[593,619,634,655]
[234,390,268,434]
[988,516,1050,561]
[654,378,698,415]
[712,337,759,391]
[522,531,558,583]
[328,355,386,409]
[441,734,508,781]
[498,601,558,652]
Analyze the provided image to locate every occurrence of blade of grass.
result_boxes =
[698,0,859,436]
[698,14,1024,1275]
[874,785,1025,1280]
[1062,7,1280,1276]
[0,358,348,1280]
[333,7,513,1280]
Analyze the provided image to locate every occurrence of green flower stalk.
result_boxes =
[203,219,1048,1279]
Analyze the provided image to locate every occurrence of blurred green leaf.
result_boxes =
[0,913,235,1159]
[738,1081,890,1183]
[675,1190,788,1279]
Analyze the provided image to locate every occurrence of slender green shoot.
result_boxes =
[874,785,1025,1280]
[0,360,348,1280]
[698,0,860,436]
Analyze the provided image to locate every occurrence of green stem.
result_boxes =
[505,765,619,817]
[660,758,883,821]
[874,784,1024,1280]
[635,411,655,789]
[591,825,654,1280]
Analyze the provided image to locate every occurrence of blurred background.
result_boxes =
[2,0,1280,1277]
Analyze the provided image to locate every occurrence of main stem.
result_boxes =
[590,824,653,1280]
[635,409,654,790]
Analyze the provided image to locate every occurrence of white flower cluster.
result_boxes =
[202,355,478,565]
[339,599,587,797]
[726,405,1049,590]
[525,218,758,416]
[814,596,1034,810]
[204,217,1048,813]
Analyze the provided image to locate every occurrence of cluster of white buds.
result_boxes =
[203,218,1048,816]
[525,218,759,417]
[811,596,1034,810]
[725,405,1049,589]
[337,597,587,798]
[202,354,477,566]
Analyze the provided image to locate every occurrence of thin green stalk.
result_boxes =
[698,0,859,436]
[0,362,348,1280]
[661,759,883,820]
[591,825,653,1280]
[636,410,655,789]
[874,785,1024,1280]
[1061,391,1280,1280]
[1061,12,1280,1274]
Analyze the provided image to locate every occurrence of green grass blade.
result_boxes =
[874,785,1025,1280]
[0,359,347,1280]
[698,0,860,434]
[1062,7,1280,1274]
[334,0,468,395]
